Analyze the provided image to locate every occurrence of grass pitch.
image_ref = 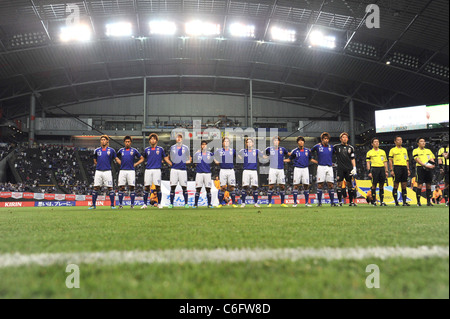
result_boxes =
[0,204,448,299]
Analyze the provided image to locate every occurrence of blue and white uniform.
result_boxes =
[117,147,142,187]
[290,147,312,185]
[143,146,166,187]
[93,147,117,188]
[311,143,335,183]
[215,148,237,187]
[238,148,262,187]
[194,150,214,189]
[265,146,288,185]
[169,144,190,187]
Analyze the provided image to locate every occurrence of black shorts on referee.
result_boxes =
[416,166,433,185]
[393,166,408,183]
[371,167,386,185]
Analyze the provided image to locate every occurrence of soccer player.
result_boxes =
[334,132,357,207]
[438,142,449,206]
[413,137,436,207]
[366,137,389,206]
[168,133,192,208]
[389,136,411,206]
[142,133,172,209]
[117,136,144,209]
[90,135,121,210]
[265,136,289,208]
[193,140,214,208]
[214,137,238,208]
[311,132,336,207]
[238,137,263,208]
[287,136,312,207]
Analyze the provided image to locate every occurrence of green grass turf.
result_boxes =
[0,205,448,298]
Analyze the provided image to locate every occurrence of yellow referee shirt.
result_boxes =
[366,149,387,167]
[389,147,409,166]
[438,147,449,166]
[412,148,435,167]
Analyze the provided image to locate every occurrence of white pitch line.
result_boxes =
[0,246,448,268]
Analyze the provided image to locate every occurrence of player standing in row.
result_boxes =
[413,137,436,207]
[141,133,172,209]
[288,136,312,207]
[117,136,144,209]
[334,132,357,207]
[193,140,214,208]
[438,142,449,206]
[311,132,336,207]
[266,136,289,208]
[389,136,411,206]
[366,137,388,206]
[90,135,121,210]
[168,133,192,208]
[239,138,263,208]
[215,137,238,208]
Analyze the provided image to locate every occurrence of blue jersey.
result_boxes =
[215,148,236,169]
[311,143,334,166]
[239,149,262,170]
[143,146,166,169]
[169,144,190,170]
[117,148,142,170]
[290,147,311,168]
[94,147,117,171]
[265,147,288,169]
[194,151,214,173]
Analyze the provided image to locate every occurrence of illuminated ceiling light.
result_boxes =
[60,24,92,42]
[271,26,296,42]
[149,20,177,35]
[229,23,255,38]
[309,31,336,49]
[185,20,221,36]
[106,22,133,37]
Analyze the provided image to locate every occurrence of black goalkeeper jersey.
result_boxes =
[333,144,355,171]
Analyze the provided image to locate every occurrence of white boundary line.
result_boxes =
[0,246,448,268]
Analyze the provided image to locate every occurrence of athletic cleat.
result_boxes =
[184,204,190,208]
[331,203,337,207]
[305,203,312,207]
[241,203,246,208]
[395,203,400,207]
[372,203,377,207]
[111,206,117,210]
[192,206,198,209]
[141,204,147,209]
[403,203,411,207]
[446,202,449,207]
[267,204,272,208]
[130,205,134,209]
[158,204,163,209]
[217,205,223,208]
[118,205,123,209]
[417,203,422,207]
[254,203,261,208]
[292,204,298,208]
[380,202,387,207]
[232,204,238,208]
[281,204,288,208]
[208,205,214,209]
[168,204,174,209]
[317,203,322,207]
[427,202,434,207]
[339,202,343,207]
[88,206,96,210]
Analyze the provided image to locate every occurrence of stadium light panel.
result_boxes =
[271,27,296,42]
[229,23,255,38]
[185,21,221,36]
[309,31,336,49]
[106,22,133,37]
[60,24,92,42]
[149,21,177,35]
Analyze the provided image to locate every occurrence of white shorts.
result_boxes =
[220,169,236,187]
[118,170,136,187]
[242,170,258,187]
[317,166,334,184]
[170,169,188,187]
[144,169,162,187]
[195,173,212,189]
[94,170,113,188]
[268,168,286,185]
[293,167,310,185]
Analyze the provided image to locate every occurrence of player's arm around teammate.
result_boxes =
[288,136,313,207]
[265,136,289,208]
[193,141,214,208]
[214,137,238,208]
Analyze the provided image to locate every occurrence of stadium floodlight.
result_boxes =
[60,24,92,42]
[106,22,133,37]
[271,26,296,42]
[185,20,221,36]
[229,23,255,38]
[309,31,336,49]
[149,20,177,35]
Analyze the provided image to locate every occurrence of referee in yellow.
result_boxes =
[366,137,388,206]
[413,137,436,207]
[438,142,449,206]
[389,136,411,206]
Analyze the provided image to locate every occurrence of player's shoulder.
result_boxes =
[94,147,101,152]
[118,147,125,152]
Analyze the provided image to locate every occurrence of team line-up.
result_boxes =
[90,132,449,210]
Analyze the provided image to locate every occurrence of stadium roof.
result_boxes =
[0,0,448,122]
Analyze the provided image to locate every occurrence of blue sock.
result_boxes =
[280,191,285,204]
[130,192,136,206]
[293,190,298,204]
[183,190,189,205]
[241,190,247,204]
[207,192,211,206]
[92,190,98,207]
[318,190,323,203]
[170,191,175,205]
[329,189,335,204]
[109,191,116,207]
[230,191,236,204]
[268,190,273,204]
[157,192,162,206]
[195,192,200,207]
[304,190,310,204]
[218,191,224,205]
[144,191,149,205]
[253,191,258,204]
[118,191,124,205]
